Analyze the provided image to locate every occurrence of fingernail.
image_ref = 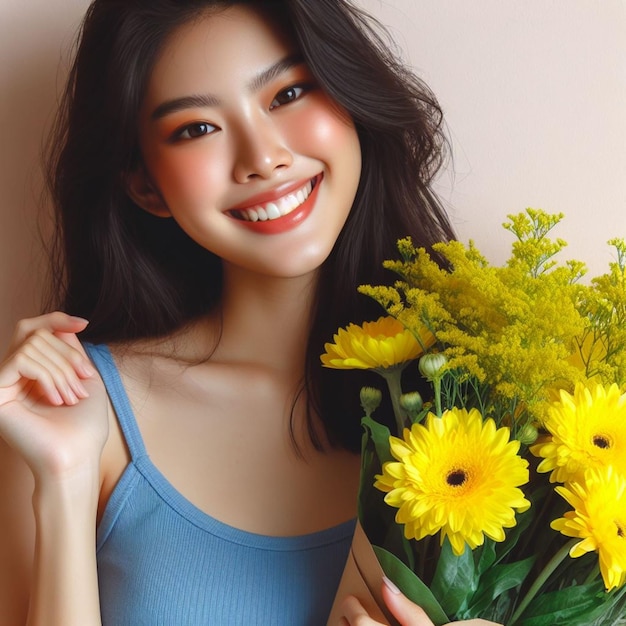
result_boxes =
[70,316,90,324]
[383,576,401,595]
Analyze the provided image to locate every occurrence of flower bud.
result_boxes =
[400,392,423,414]
[360,386,383,417]
[517,422,539,445]
[419,353,448,381]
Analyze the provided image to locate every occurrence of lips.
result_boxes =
[228,174,322,235]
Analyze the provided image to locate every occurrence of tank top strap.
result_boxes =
[83,343,148,461]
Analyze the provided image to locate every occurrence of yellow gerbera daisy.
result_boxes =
[551,466,626,591]
[531,383,626,483]
[375,407,530,556]
[320,316,434,371]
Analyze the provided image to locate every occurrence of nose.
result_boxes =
[232,116,293,183]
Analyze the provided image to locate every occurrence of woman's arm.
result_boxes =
[28,445,102,626]
[0,313,108,626]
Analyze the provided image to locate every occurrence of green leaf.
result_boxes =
[373,545,450,626]
[357,416,390,523]
[467,556,535,617]
[474,540,497,577]
[358,417,416,568]
[515,582,607,626]
[587,584,626,626]
[479,591,515,624]
[430,537,477,616]
[493,505,535,565]
[361,415,394,465]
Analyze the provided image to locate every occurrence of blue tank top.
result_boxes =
[86,343,354,625]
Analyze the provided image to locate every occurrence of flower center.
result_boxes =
[592,434,612,449]
[446,469,467,487]
[617,523,625,539]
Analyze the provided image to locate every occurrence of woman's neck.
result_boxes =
[214,265,318,375]
[119,266,319,382]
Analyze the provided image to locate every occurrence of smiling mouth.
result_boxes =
[230,177,318,223]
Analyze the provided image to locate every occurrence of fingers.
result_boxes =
[444,621,502,625]
[6,312,93,379]
[9,312,89,353]
[339,594,383,625]
[1,320,96,407]
[25,329,94,379]
[381,577,434,626]
[339,581,500,626]
[338,578,436,626]
[22,343,89,405]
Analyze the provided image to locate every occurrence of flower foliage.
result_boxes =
[324,210,626,625]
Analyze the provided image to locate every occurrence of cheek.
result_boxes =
[150,146,227,203]
[288,97,360,164]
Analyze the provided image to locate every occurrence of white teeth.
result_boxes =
[277,196,289,216]
[279,194,297,216]
[266,202,281,220]
[236,178,315,223]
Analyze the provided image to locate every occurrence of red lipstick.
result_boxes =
[233,174,322,235]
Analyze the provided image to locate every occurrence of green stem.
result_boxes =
[509,538,578,624]
[433,376,442,417]
[380,368,407,433]
[416,533,427,580]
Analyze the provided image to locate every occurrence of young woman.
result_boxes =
[0,1,498,623]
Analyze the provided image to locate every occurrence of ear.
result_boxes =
[125,166,171,217]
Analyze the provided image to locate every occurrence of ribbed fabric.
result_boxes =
[85,343,354,625]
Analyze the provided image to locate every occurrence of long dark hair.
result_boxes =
[45,0,455,452]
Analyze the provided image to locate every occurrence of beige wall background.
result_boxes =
[1,0,625,350]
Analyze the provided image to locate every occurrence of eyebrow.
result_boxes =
[150,53,305,121]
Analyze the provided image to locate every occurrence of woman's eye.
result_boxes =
[270,85,307,110]
[175,122,216,140]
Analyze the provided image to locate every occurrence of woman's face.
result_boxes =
[133,4,362,280]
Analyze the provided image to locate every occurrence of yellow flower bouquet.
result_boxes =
[324,210,626,625]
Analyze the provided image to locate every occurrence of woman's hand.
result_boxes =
[0,312,107,480]
[0,312,108,624]
[338,577,501,626]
